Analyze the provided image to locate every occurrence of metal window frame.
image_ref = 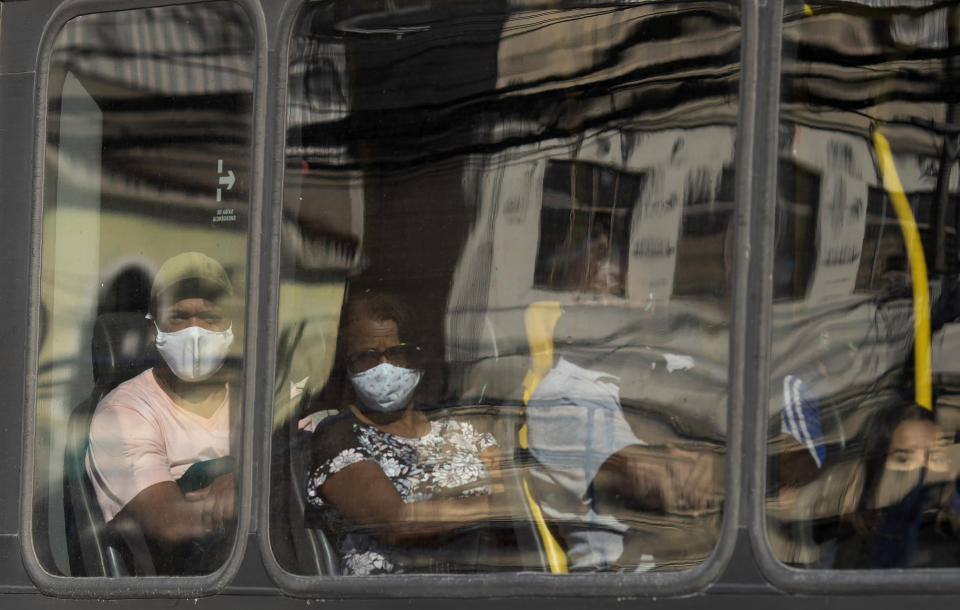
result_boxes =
[255,0,759,598]
[18,0,268,597]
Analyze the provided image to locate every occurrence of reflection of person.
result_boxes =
[304,292,504,575]
[85,252,237,573]
[524,279,718,571]
[835,402,960,569]
[526,353,716,571]
[774,372,828,491]
[548,226,626,296]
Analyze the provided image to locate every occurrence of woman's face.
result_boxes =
[872,419,952,508]
[885,419,947,474]
[344,317,414,374]
[346,317,401,355]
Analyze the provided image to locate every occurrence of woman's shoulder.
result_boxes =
[307,410,380,477]
[309,410,363,447]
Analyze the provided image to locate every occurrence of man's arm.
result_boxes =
[87,385,235,549]
[116,474,235,550]
[594,443,719,514]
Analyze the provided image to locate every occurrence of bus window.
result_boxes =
[29,2,256,583]
[269,0,738,584]
[767,3,960,572]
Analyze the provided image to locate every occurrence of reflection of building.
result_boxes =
[51,4,254,95]
[444,126,736,437]
[770,122,956,458]
[49,3,256,221]
[279,4,743,444]
[841,0,953,48]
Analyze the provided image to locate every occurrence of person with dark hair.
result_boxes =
[303,291,506,575]
[834,401,960,568]
[86,252,238,573]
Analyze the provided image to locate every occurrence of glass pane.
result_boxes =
[272,0,739,577]
[768,2,960,569]
[33,3,256,577]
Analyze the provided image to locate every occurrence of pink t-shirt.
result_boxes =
[85,370,230,522]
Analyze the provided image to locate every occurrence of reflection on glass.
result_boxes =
[273,0,739,575]
[768,4,960,569]
[534,162,642,296]
[35,3,255,576]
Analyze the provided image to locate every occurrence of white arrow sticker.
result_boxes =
[216,159,236,202]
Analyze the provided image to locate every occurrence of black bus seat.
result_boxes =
[63,311,155,576]
[271,320,340,575]
[283,390,340,576]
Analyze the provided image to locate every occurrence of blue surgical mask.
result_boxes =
[349,363,422,412]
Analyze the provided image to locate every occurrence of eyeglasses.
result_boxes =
[346,344,421,373]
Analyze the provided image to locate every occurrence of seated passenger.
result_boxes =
[834,401,960,569]
[304,291,504,575]
[86,252,237,574]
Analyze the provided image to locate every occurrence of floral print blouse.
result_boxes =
[304,411,498,575]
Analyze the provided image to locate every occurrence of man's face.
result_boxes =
[156,297,229,333]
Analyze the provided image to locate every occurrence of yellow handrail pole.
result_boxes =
[521,477,569,573]
[872,128,933,409]
[519,301,567,573]
[522,302,564,404]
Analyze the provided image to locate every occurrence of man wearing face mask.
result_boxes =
[86,252,237,574]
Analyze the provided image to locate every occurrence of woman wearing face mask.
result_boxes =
[303,291,506,576]
[86,252,238,574]
[833,401,960,569]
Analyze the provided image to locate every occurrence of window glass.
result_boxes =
[272,0,739,578]
[768,2,960,569]
[33,3,255,577]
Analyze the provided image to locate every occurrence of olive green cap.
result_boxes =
[150,252,234,308]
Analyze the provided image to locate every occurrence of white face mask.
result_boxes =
[349,363,422,413]
[154,323,234,381]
